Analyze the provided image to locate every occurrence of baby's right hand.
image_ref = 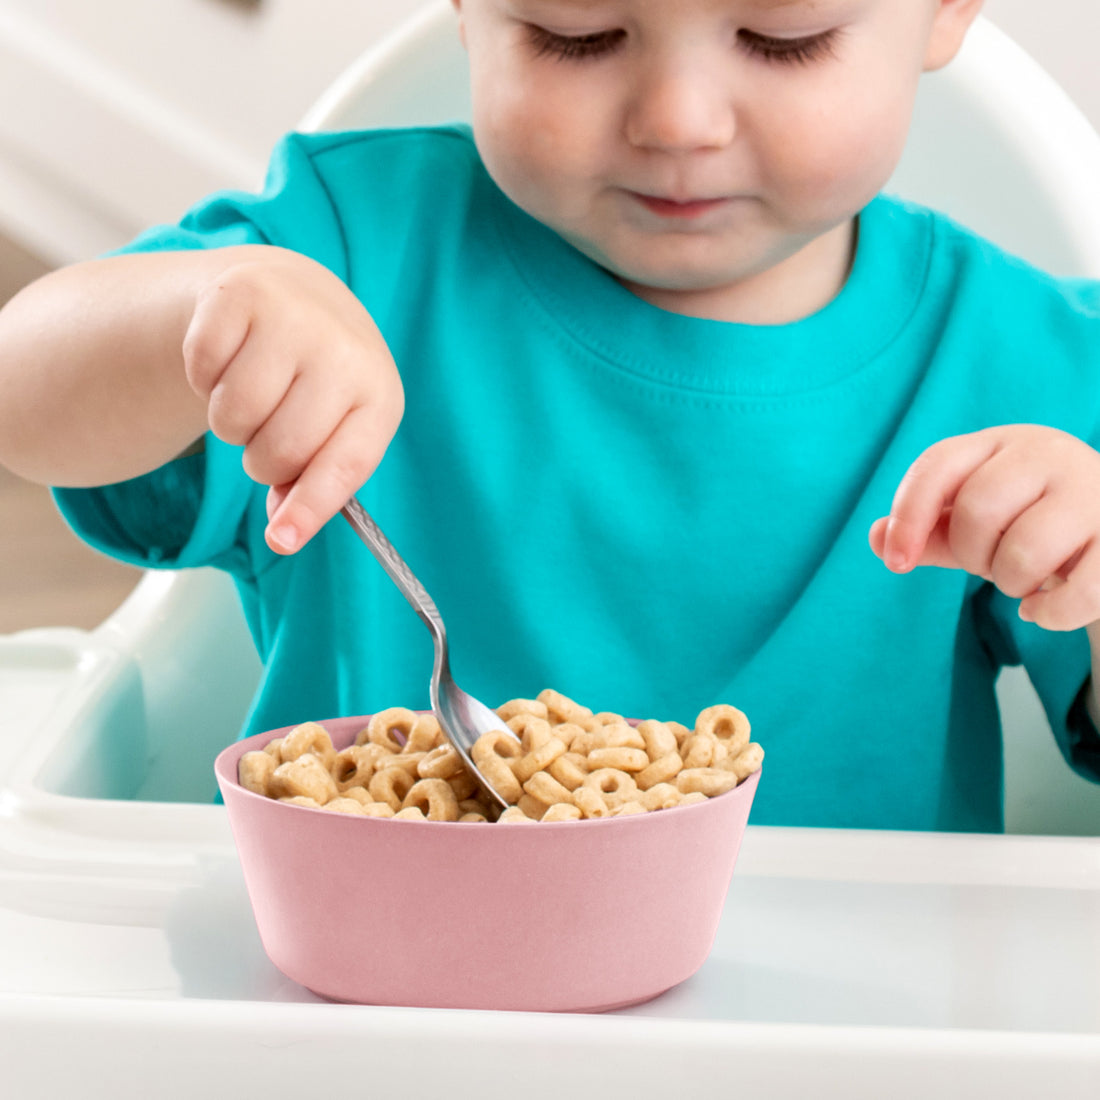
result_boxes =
[182,248,404,554]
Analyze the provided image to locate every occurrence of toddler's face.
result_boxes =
[453,0,979,322]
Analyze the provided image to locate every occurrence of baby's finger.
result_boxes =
[1018,539,1100,631]
[182,282,254,399]
[265,403,396,553]
[241,369,359,488]
[883,432,1000,572]
[990,495,1091,600]
[203,333,297,449]
[940,452,1047,580]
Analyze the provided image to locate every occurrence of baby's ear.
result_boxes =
[450,0,467,48]
[923,0,985,72]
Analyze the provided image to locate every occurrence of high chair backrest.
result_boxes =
[301,2,1100,280]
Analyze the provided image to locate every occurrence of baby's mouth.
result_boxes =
[629,192,729,220]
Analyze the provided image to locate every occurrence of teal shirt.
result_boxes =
[55,126,1100,831]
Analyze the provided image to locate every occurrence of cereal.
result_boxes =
[240,693,761,823]
[271,753,338,804]
[239,750,276,795]
[280,722,337,770]
[676,767,739,798]
[402,778,460,822]
[369,766,416,811]
[635,752,683,791]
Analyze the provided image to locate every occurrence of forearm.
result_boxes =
[0,246,271,487]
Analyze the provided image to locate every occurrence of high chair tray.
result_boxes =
[0,823,1097,1099]
[0,574,1097,1098]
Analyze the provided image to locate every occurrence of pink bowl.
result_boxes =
[215,715,760,1013]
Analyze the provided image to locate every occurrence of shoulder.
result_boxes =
[278,124,485,194]
[876,194,1100,341]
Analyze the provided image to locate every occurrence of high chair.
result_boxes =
[2,10,1100,1093]
[2,1,1099,835]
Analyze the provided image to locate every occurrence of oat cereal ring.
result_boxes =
[518,793,551,820]
[676,767,739,798]
[271,753,338,804]
[722,743,765,780]
[637,719,679,762]
[499,806,536,823]
[472,729,525,802]
[381,751,427,778]
[680,791,708,806]
[363,707,420,753]
[681,731,720,770]
[402,778,460,822]
[263,737,285,760]
[695,704,751,753]
[324,797,368,815]
[583,768,638,809]
[496,698,549,722]
[667,721,692,748]
[459,812,489,823]
[458,798,488,815]
[418,743,464,780]
[394,806,426,820]
[546,721,584,751]
[572,787,612,818]
[403,713,442,754]
[587,747,649,773]
[541,802,582,822]
[536,688,593,725]
[513,735,567,784]
[547,752,589,791]
[279,795,321,809]
[238,750,277,795]
[331,745,380,791]
[635,751,683,791]
[280,722,337,770]
[447,771,479,801]
[524,770,574,807]
[599,724,646,750]
[640,783,683,812]
[594,711,626,727]
[338,787,374,807]
[361,802,397,818]
[368,765,417,812]
[612,800,647,817]
[507,713,553,750]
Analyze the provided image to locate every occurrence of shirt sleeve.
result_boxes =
[51,131,352,579]
[974,581,1100,782]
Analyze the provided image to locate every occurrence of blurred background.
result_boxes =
[0,0,1098,633]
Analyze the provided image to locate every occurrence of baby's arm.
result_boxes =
[0,245,403,553]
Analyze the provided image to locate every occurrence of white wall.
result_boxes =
[987,0,1100,134]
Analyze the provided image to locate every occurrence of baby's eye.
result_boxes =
[526,25,627,62]
[737,28,840,66]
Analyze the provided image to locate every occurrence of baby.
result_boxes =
[0,0,1098,830]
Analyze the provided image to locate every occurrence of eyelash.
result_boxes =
[525,25,840,67]
[526,25,626,62]
[737,29,840,66]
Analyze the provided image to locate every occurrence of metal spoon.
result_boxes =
[340,497,518,811]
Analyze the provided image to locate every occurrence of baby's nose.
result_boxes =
[624,66,736,153]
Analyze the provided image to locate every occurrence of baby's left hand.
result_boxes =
[869,425,1100,631]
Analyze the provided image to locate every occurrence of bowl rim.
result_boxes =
[215,713,761,830]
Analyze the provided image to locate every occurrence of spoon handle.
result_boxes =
[340,498,445,642]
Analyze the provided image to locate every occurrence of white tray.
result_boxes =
[1,572,1098,1098]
